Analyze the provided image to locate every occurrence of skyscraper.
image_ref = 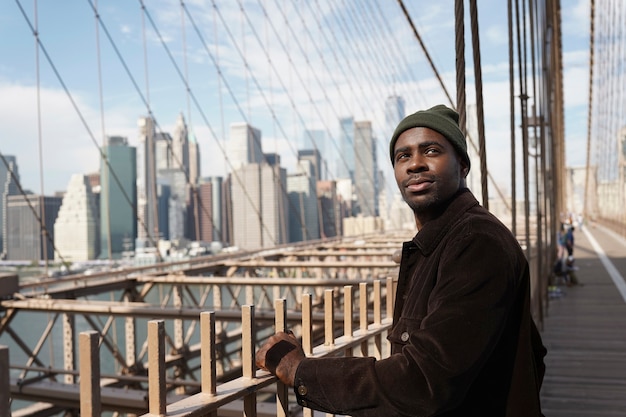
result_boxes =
[287,157,320,243]
[137,116,159,247]
[317,180,340,238]
[337,117,355,180]
[160,168,187,241]
[172,113,190,179]
[101,136,137,258]
[54,174,98,261]
[297,149,322,182]
[231,163,263,250]
[354,120,378,217]
[6,194,62,261]
[303,129,328,179]
[1,155,18,257]
[385,95,406,136]
[228,123,263,171]
[260,157,288,248]
[188,133,201,186]
[210,176,223,242]
[195,180,214,242]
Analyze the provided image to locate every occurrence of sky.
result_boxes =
[0,0,591,201]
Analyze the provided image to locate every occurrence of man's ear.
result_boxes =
[460,159,469,178]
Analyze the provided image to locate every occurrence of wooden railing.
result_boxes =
[1,278,394,417]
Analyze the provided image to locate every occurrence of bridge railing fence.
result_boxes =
[1,277,395,417]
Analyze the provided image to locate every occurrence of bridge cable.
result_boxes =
[507,0,518,236]
[469,0,490,209]
[94,0,113,262]
[33,0,50,275]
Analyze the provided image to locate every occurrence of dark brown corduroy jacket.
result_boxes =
[294,189,547,416]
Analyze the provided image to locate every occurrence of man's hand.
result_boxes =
[255,331,304,386]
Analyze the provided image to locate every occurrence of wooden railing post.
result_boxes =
[148,320,166,416]
[201,311,217,395]
[274,299,289,417]
[324,289,335,347]
[359,282,369,356]
[301,295,313,417]
[0,345,9,417]
[373,280,383,359]
[302,294,313,356]
[241,305,256,417]
[387,277,395,320]
[344,285,354,357]
[200,311,217,417]
[79,331,101,417]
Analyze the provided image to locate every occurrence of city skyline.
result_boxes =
[1,108,384,261]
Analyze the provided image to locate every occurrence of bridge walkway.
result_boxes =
[540,222,626,416]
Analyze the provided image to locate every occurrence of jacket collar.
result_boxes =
[411,188,479,255]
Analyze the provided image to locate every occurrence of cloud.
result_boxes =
[0,82,137,194]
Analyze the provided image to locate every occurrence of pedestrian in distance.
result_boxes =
[564,225,575,258]
[256,104,547,417]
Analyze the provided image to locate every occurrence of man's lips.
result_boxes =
[405,177,434,192]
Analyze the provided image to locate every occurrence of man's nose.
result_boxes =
[406,155,426,172]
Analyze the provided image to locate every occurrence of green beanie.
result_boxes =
[389,104,470,170]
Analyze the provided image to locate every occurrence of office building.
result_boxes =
[231,163,263,250]
[188,133,200,186]
[260,159,288,248]
[337,117,354,179]
[228,123,263,171]
[303,129,329,179]
[160,168,187,241]
[287,158,320,242]
[385,95,405,136]
[354,120,378,217]
[1,155,19,257]
[137,116,159,247]
[195,180,214,243]
[298,149,322,182]
[191,176,223,243]
[6,194,62,261]
[231,161,288,251]
[54,174,98,261]
[172,113,190,179]
[317,180,340,238]
[100,136,137,258]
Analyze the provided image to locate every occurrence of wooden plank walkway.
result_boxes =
[540,222,626,416]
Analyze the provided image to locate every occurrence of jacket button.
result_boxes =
[298,384,308,396]
[401,331,410,342]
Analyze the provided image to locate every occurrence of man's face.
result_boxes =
[392,127,467,224]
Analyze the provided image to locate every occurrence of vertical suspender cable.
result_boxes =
[515,0,531,257]
[454,0,467,133]
[94,0,112,261]
[528,0,544,322]
[469,0,489,209]
[140,0,160,250]
[507,0,517,235]
[522,0,531,259]
[33,0,50,277]
[179,1,201,243]
[213,0,226,244]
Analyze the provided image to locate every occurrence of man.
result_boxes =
[256,104,547,416]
